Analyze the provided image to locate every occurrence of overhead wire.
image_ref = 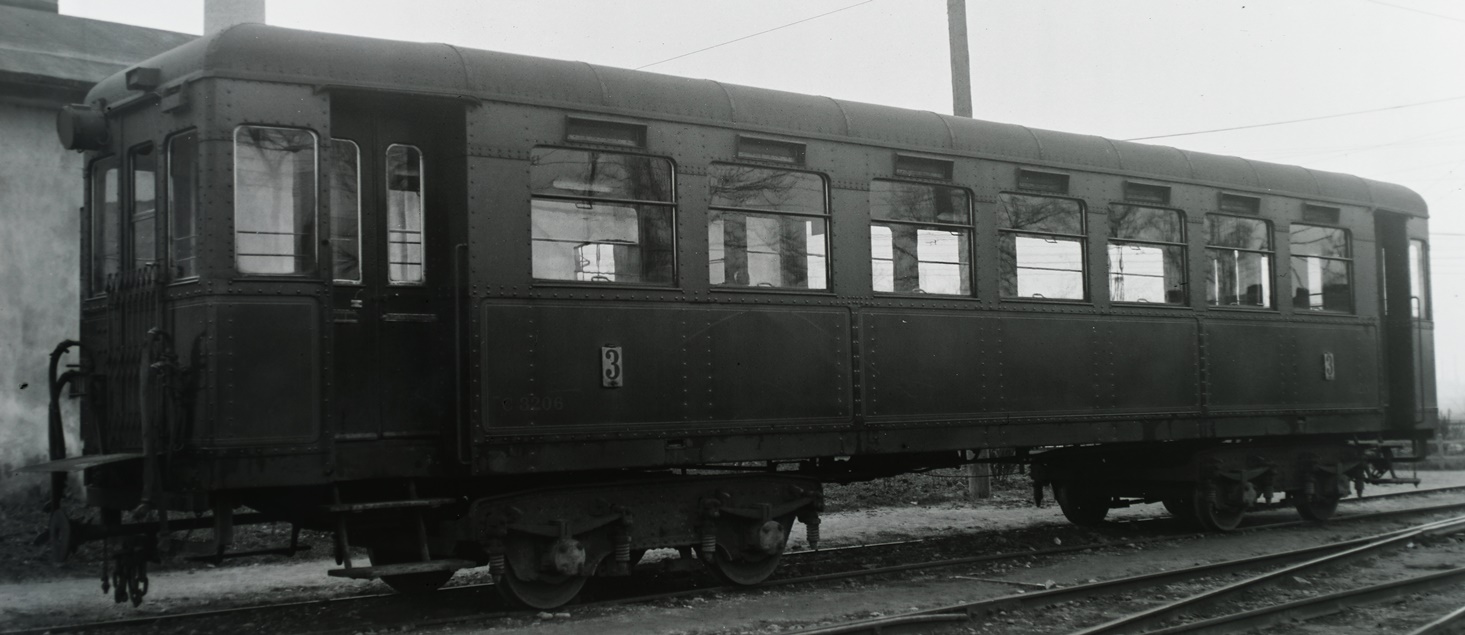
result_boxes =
[1361,0,1465,25]
[1122,95,1465,142]
[635,0,878,70]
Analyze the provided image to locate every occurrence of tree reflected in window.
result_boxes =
[998,193,1086,300]
[709,164,827,290]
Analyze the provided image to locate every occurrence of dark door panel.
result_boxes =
[330,94,464,442]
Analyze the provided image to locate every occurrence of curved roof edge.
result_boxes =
[89,23,1428,218]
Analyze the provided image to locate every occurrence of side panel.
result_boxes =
[862,310,997,419]
[1205,321,1291,411]
[1291,321,1380,409]
[212,299,321,446]
[996,314,1101,414]
[1104,316,1199,412]
[479,303,851,432]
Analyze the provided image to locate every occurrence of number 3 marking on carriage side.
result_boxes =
[601,345,624,388]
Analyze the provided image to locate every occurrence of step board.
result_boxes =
[328,558,478,579]
[324,497,459,513]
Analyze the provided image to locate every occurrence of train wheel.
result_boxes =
[1161,494,1196,524]
[1293,491,1340,522]
[1054,482,1110,526]
[368,548,453,594]
[710,550,782,586]
[498,561,587,610]
[1190,483,1245,532]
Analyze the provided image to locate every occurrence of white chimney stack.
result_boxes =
[205,0,266,35]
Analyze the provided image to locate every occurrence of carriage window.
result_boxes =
[870,180,971,295]
[168,131,198,280]
[386,144,423,284]
[130,145,157,270]
[530,148,675,284]
[328,139,362,284]
[90,156,120,295]
[1411,239,1429,319]
[1289,224,1352,312]
[1205,215,1272,308]
[234,126,317,275]
[709,164,828,289]
[1108,205,1186,305]
[997,193,1085,300]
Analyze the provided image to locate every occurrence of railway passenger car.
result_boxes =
[30,24,1436,608]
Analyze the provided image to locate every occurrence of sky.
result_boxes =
[59,0,1465,416]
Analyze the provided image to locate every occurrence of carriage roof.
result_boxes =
[89,23,1427,218]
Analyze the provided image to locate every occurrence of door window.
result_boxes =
[329,139,362,283]
[386,144,424,284]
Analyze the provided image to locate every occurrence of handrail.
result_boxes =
[1413,296,1425,423]
[453,243,471,466]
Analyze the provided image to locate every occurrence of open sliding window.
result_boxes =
[1205,212,1272,308]
[870,179,971,295]
[168,130,199,280]
[998,193,1086,300]
[1289,210,1352,312]
[234,125,318,275]
[530,147,675,284]
[1108,205,1186,305]
[709,163,828,289]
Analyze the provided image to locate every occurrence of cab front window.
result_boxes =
[234,125,318,275]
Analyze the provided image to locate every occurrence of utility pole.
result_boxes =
[947,0,973,118]
[949,0,989,500]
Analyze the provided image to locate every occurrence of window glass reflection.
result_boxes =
[91,156,119,294]
[1108,205,1186,305]
[1205,215,1272,308]
[998,193,1086,300]
[1289,224,1352,312]
[168,131,199,280]
[530,148,675,284]
[386,144,424,284]
[234,126,317,275]
[130,145,157,270]
[329,139,361,283]
[709,164,828,289]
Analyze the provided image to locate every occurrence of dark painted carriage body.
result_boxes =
[47,24,1436,605]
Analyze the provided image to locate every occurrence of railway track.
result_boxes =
[7,483,1463,635]
[793,513,1465,634]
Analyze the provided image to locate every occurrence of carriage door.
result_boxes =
[1376,211,1426,430]
[329,94,464,442]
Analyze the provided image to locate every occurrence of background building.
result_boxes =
[0,0,192,499]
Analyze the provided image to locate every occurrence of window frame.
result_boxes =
[232,124,320,277]
[127,142,159,272]
[707,161,831,292]
[1288,222,1354,314]
[385,143,426,286]
[996,191,1089,302]
[1106,203,1189,306]
[167,129,200,282]
[1203,213,1275,310]
[1410,238,1430,320]
[328,138,363,285]
[528,145,679,287]
[87,154,120,297]
[868,178,974,297]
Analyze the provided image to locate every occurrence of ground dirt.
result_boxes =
[0,470,1461,634]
